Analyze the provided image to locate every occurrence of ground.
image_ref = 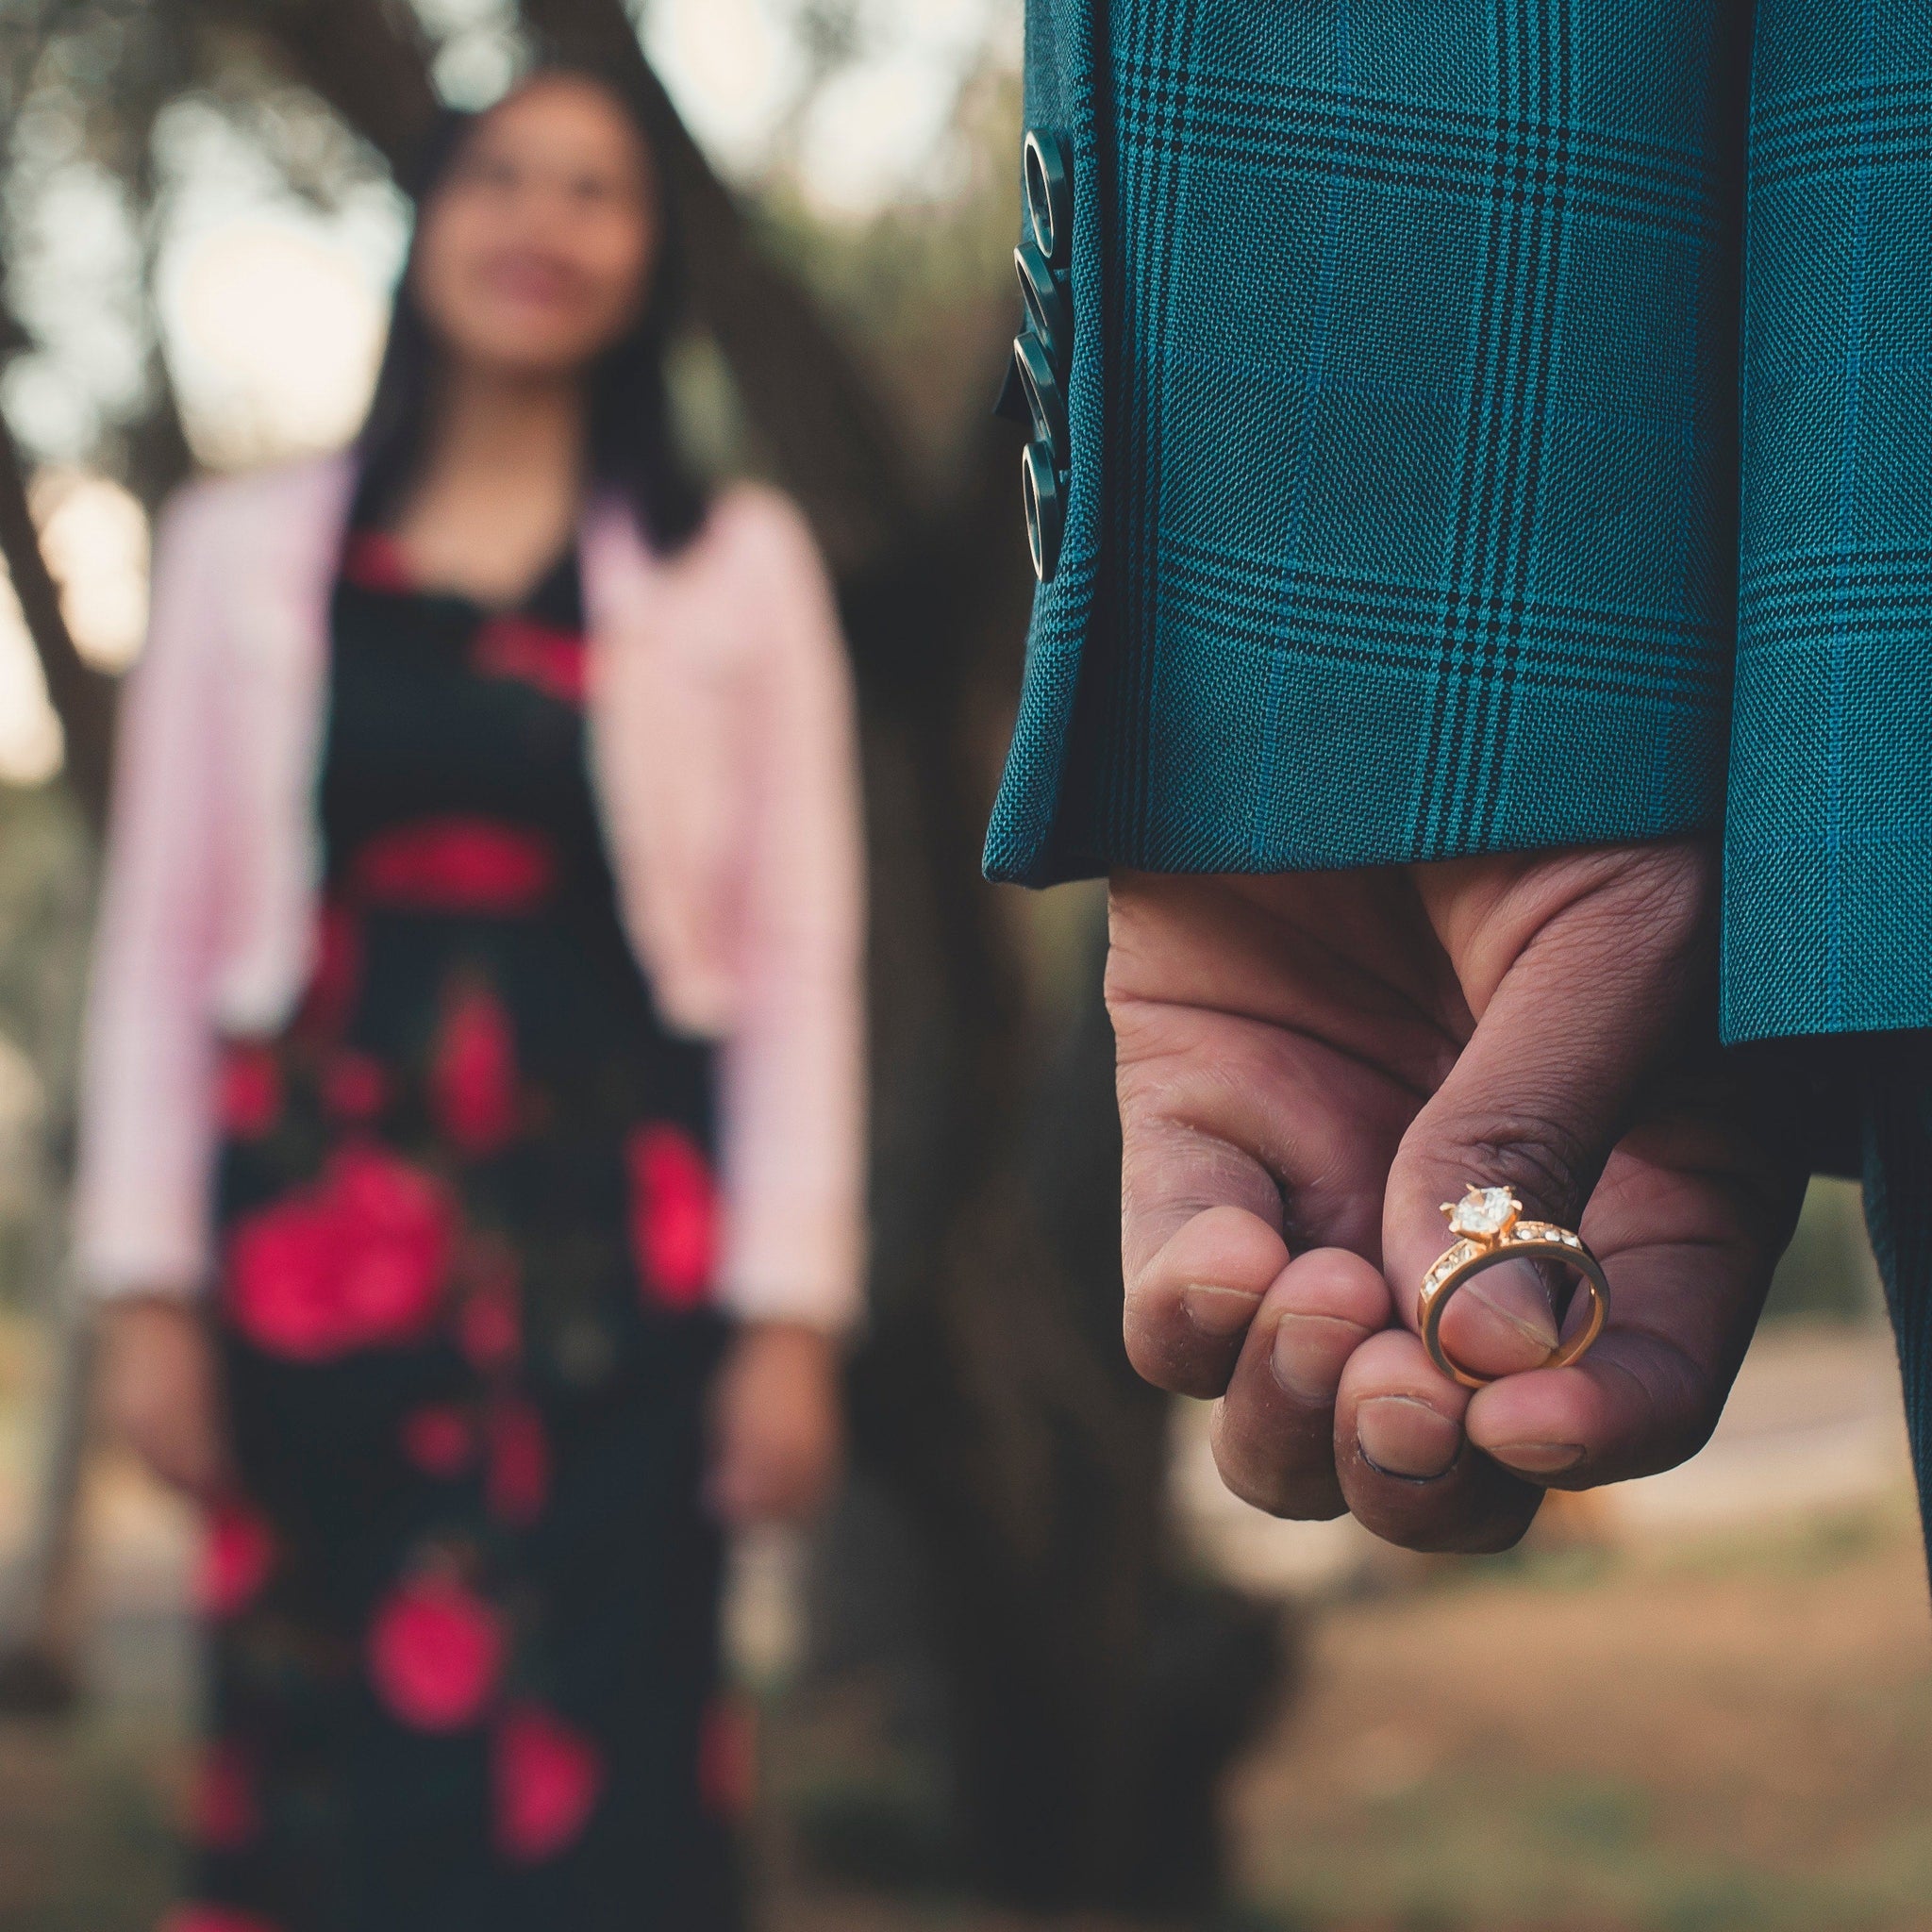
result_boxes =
[1,1250,1929,1931]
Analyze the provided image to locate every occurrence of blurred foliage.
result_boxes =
[1763,1177,1884,1326]
[0,784,91,1311]
[753,69,1022,480]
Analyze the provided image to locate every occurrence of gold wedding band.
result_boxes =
[1418,1186,1609,1391]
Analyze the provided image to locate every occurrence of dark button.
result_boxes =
[1014,241,1071,372]
[993,349,1032,426]
[1023,129,1074,267]
[1023,441,1065,583]
[1012,332,1068,471]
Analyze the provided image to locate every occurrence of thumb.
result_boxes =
[1386,842,1715,1382]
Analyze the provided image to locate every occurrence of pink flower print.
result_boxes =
[485,1399,550,1526]
[302,899,363,1041]
[323,1052,390,1125]
[218,1044,281,1140]
[625,1124,718,1309]
[429,980,519,1158]
[352,818,556,916]
[492,1702,604,1863]
[400,1404,475,1478]
[330,1144,454,1344]
[225,1147,453,1362]
[224,1198,345,1360]
[473,615,588,707]
[341,529,413,593]
[197,1498,275,1621]
[367,1575,504,1733]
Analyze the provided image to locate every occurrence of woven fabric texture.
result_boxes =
[987,0,1932,1046]
[1725,0,1932,1042]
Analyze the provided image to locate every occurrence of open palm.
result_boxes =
[1108,843,1806,1552]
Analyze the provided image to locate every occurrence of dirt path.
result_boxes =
[2,1318,1930,1930]
[1230,1498,1932,1930]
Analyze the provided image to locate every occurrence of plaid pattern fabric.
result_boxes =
[988,0,1745,887]
[1725,0,1932,1043]
[987,0,1932,1051]
[990,0,1108,869]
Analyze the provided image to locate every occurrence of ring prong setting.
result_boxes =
[1443,1183,1521,1243]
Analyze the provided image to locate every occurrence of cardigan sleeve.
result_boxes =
[712,493,869,1333]
[73,484,230,1299]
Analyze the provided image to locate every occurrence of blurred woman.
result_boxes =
[77,70,863,1932]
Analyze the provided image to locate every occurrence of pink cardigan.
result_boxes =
[74,455,867,1332]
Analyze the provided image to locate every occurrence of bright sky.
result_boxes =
[0,0,1020,786]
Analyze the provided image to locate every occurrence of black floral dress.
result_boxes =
[172,534,748,1932]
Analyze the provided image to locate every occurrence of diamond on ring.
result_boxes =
[1442,1184,1520,1241]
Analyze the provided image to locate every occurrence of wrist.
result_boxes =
[100,1291,204,1334]
[734,1319,841,1361]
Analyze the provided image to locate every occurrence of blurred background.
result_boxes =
[0,4,1926,1929]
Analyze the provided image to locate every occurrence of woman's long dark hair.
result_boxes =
[355,69,708,553]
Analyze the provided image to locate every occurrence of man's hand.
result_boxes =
[1108,842,1806,1552]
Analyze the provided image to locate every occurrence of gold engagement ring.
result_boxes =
[1418,1186,1609,1391]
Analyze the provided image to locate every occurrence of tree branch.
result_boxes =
[193,0,439,175]
[517,0,925,576]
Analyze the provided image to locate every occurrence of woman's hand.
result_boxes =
[707,1322,844,1525]
[95,1295,228,1497]
[1109,842,1807,1553]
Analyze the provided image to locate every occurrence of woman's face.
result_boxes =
[411,77,658,380]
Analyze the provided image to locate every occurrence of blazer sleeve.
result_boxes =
[73,486,230,1299]
[713,495,869,1333]
[984,1,1740,890]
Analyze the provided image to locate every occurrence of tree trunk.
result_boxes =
[198,0,439,175]
[0,408,113,837]
[511,4,1288,1911]
[0,302,105,1710]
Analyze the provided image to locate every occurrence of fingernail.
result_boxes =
[1272,1313,1364,1404]
[1489,1441,1586,1474]
[1181,1284,1262,1338]
[1356,1395,1461,1481]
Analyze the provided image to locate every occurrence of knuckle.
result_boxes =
[1122,1296,1235,1398]
[1442,1115,1596,1218]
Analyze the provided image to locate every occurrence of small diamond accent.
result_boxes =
[1447,1187,1517,1239]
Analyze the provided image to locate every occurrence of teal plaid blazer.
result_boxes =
[986,0,1932,1051]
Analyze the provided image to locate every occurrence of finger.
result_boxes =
[1462,1330,1709,1486]
[1466,1108,1805,1486]
[1110,874,1426,1398]
[1116,1012,1404,1396]
[1387,843,1715,1382]
[1127,1206,1289,1397]
[1208,1247,1391,1518]
[1334,1328,1541,1553]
